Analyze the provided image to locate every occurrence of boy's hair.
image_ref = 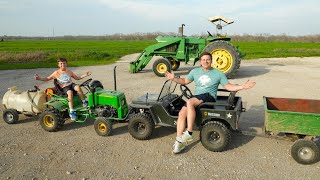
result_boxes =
[200,52,212,60]
[57,57,67,63]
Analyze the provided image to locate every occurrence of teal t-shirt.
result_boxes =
[186,67,229,99]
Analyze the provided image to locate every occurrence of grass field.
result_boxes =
[0,40,320,70]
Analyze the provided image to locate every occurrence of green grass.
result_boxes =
[234,42,320,59]
[0,40,320,70]
[0,40,155,70]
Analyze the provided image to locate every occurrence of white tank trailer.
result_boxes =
[2,86,47,124]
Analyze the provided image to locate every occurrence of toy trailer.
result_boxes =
[263,96,320,165]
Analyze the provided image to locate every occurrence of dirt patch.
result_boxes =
[1,56,320,179]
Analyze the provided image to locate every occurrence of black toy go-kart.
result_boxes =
[128,80,245,152]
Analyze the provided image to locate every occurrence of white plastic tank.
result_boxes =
[2,86,47,114]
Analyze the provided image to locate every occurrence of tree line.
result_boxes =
[1,32,320,42]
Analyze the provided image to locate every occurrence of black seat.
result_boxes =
[54,79,77,96]
[197,91,236,110]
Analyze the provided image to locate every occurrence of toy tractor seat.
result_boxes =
[53,79,77,96]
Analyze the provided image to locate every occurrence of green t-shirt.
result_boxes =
[186,67,229,99]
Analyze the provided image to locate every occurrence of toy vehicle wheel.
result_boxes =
[39,110,62,132]
[168,58,180,71]
[94,117,113,136]
[152,58,172,77]
[200,121,231,152]
[291,139,320,165]
[128,113,154,140]
[204,40,241,78]
[3,108,19,124]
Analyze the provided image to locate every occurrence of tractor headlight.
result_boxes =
[121,99,126,106]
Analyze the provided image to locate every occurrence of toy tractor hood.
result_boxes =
[208,16,234,25]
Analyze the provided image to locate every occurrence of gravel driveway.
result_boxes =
[1,55,320,179]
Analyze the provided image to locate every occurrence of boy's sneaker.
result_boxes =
[69,111,76,121]
[176,131,194,143]
[82,100,88,107]
[173,141,185,154]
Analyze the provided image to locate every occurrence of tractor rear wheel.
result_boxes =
[204,41,241,78]
[291,139,320,165]
[3,109,19,124]
[152,58,172,77]
[39,110,63,132]
[128,113,154,140]
[94,117,113,136]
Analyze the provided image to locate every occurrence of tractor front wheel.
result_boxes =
[152,58,172,77]
[167,57,180,71]
[3,109,19,124]
[128,113,154,140]
[204,41,241,78]
[200,121,231,152]
[39,110,63,132]
[94,117,113,136]
[291,139,320,165]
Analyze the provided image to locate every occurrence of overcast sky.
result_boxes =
[0,0,319,36]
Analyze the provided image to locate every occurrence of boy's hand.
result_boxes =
[164,71,175,80]
[34,74,40,80]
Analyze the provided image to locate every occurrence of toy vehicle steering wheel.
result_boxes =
[180,85,193,99]
[207,31,213,37]
[79,78,92,87]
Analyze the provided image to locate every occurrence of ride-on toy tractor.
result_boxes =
[39,67,129,136]
[130,16,241,78]
[128,79,245,152]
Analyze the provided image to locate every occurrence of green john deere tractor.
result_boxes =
[130,16,241,78]
[39,67,129,136]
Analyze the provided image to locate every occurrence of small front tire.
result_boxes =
[3,109,19,124]
[94,117,113,136]
[291,139,320,165]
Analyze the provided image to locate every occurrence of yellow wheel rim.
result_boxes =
[156,63,168,74]
[43,115,55,128]
[211,49,233,72]
[98,122,107,133]
[171,61,178,70]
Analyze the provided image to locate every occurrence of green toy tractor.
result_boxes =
[130,16,241,78]
[39,67,129,136]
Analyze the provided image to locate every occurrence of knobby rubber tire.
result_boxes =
[200,121,231,152]
[128,113,154,140]
[94,117,113,136]
[39,109,63,132]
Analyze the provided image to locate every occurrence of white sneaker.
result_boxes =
[176,131,194,143]
[173,141,186,154]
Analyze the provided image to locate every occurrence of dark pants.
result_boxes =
[62,83,76,94]
[194,93,216,103]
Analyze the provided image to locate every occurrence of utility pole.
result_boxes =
[52,27,55,40]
